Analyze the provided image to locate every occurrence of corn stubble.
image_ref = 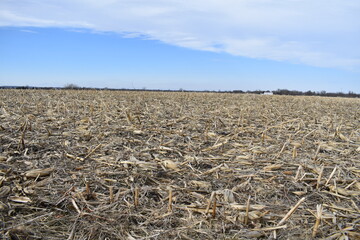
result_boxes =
[0,89,359,239]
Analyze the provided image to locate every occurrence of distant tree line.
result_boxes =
[273,89,360,98]
[0,85,358,98]
[233,89,359,98]
[276,89,359,98]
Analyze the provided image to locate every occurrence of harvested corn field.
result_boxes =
[0,89,359,239]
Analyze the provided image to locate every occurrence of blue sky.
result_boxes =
[0,0,359,92]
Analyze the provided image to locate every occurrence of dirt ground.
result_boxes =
[0,90,359,239]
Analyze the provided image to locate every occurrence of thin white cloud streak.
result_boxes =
[1,0,359,70]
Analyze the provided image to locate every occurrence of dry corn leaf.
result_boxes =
[0,186,11,197]
[66,153,84,161]
[263,164,283,171]
[202,164,223,175]
[248,211,265,220]
[293,191,307,196]
[235,155,251,160]
[120,159,157,169]
[262,134,274,141]
[329,186,360,196]
[242,231,264,238]
[24,187,35,195]
[25,168,54,178]
[338,133,349,141]
[190,192,206,199]
[76,125,88,131]
[291,142,302,148]
[223,189,235,203]
[127,233,137,240]
[202,140,228,152]
[189,180,211,189]
[9,196,32,203]
[252,149,267,154]
[80,117,90,123]
[229,204,266,211]
[306,164,323,175]
[206,132,217,138]
[237,211,264,221]
[0,201,7,211]
[162,160,180,171]
[33,178,52,188]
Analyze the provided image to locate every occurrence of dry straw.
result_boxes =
[0,89,358,239]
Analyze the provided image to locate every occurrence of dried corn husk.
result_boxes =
[25,168,54,178]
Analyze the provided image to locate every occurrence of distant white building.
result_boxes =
[263,91,273,95]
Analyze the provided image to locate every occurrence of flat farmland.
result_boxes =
[0,90,359,239]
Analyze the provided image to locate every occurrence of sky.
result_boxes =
[0,0,359,92]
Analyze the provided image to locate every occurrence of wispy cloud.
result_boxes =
[20,29,38,34]
[1,0,359,70]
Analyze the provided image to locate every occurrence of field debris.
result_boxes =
[0,89,359,239]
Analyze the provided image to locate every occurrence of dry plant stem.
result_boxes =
[273,197,305,239]
[84,143,102,160]
[2,212,53,231]
[85,182,90,195]
[325,166,337,186]
[351,200,360,213]
[67,216,80,240]
[344,180,356,189]
[277,197,306,226]
[66,153,84,161]
[212,193,217,219]
[168,189,173,212]
[276,141,289,158]
[71,198,81,214]
[205,192,215,214]
[292,146,297,159]
[312,204,323,238]
[134,186,139,207]
[109,186,114,203]
[313,143,322,160]
[126,112,133,124]
[317,165,324,189]
[245,195,251,225]
[46,127,52,136]
[18,128,26,150]
[294,165,303,181]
